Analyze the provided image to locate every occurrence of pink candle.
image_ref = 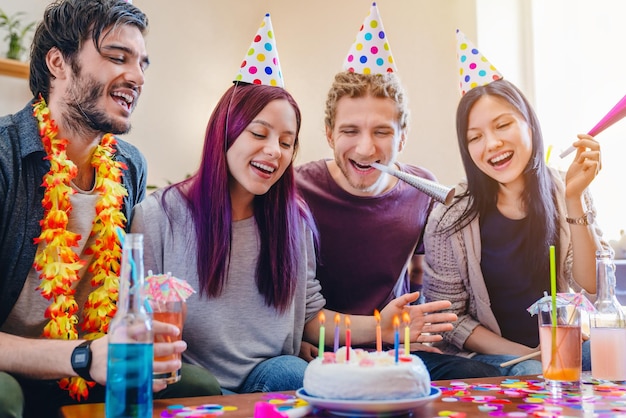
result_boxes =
[345,315,351,362]
[374,309,382,352]
[333,313,340,352]
[393,315,400,363]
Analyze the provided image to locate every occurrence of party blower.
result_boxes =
[560,92,626,158]
[371,162,455,205]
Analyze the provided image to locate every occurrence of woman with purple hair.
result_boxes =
[131,82,448,393]
[131,82,323,393]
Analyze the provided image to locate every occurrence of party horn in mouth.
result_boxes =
[371,162,455,205]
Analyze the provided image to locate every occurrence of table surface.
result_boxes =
[59,374,626,418]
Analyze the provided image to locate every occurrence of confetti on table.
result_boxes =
[160,403,237,417]
[434,377,626,417]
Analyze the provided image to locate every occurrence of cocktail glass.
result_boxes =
[144,271,196,385]
[151,299,184,384]
[537,300,581,394]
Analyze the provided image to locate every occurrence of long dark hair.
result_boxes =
[166,83,314,312]
[445,79,559,275]
[29,0,148,101]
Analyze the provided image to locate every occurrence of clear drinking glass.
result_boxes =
[151,300,184,384]
[537,301,581,394]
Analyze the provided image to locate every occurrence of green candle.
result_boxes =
[318,311,325,358]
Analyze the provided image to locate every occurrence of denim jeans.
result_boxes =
[471,354,543,376]
[412,351,501,379]
[472,340,591,376]
[235,355,308,393]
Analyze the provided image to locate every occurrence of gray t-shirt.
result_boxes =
[131,187,325,390]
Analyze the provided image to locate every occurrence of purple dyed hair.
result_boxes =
[167,83,314,312]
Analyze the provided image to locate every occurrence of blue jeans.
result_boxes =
[413,351,501,379]
[472,340,591,376]
[472,354,543,376]
[235,355,308,393]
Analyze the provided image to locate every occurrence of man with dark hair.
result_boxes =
[0,1,219,416]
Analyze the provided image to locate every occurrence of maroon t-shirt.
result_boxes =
[295,160,435,315]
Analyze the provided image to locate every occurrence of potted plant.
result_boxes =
[0,8,36,61]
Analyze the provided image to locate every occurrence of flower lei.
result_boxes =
[32,96,128,401]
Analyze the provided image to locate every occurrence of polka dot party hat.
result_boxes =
[343,2,397,75]
[234,13,284,87]
[456,29,502,96]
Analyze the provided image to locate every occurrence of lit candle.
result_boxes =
[374,309,382,352]
[393,315,400,363]
[334,313,340,352]
[403,311,410,356]
[345,315,352,362]
[318,311,325,358]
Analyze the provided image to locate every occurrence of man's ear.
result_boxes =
[398,130,407,152]
[45,47,70,80]
[325,125,334,148]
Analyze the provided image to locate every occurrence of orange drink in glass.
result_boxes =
[538,302,581,393]
[151,300,183,384]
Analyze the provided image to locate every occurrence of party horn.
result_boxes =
[559,92,626,158]
[371,162,455,205]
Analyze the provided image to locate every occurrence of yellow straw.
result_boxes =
[550,245,557,322]
[545,144,553,164]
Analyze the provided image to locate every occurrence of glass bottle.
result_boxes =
[590,250,626,381]
[105,233,153,418]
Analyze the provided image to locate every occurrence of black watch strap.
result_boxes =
[71,340,94,382]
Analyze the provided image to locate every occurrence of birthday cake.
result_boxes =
[302,347,431,400]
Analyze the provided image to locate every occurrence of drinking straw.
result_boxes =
[549,245,558,368]
[545,144,553,164]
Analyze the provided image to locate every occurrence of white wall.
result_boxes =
[0,0,475,189]
[474,0,626,241]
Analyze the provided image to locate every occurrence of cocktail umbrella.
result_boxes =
[527,291,595,317]
[144,270,195,303]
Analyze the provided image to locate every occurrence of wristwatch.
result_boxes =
[71,340,94,381]
[566,211,594,226]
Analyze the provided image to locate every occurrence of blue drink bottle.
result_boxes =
[105,233,153,418]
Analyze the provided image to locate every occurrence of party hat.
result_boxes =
[234,13,284,87]
[456,29,502,96]
[343,2,397,75]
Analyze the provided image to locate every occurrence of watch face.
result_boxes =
[73,350,89,367]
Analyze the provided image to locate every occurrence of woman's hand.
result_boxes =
[379,293,456,344]
[565,134,601,199]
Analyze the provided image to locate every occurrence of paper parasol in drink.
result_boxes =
[144,271,196,303]
[527,291,595,316]
[559,92,626,158]
[371,162,455,205]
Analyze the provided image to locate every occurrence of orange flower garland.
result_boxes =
[32,96,128,400]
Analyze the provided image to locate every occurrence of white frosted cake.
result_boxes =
[303,347,431,400]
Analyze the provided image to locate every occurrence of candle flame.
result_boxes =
[374,309,381,323]
[319,311,325,325]
[402,311,410,324]
[334,313,341,325]
[345,315,351,329]
[393,315,400,328]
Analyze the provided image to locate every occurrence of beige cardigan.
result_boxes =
[422,169,609,357]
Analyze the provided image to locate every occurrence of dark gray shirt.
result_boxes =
[0,100,147,327]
